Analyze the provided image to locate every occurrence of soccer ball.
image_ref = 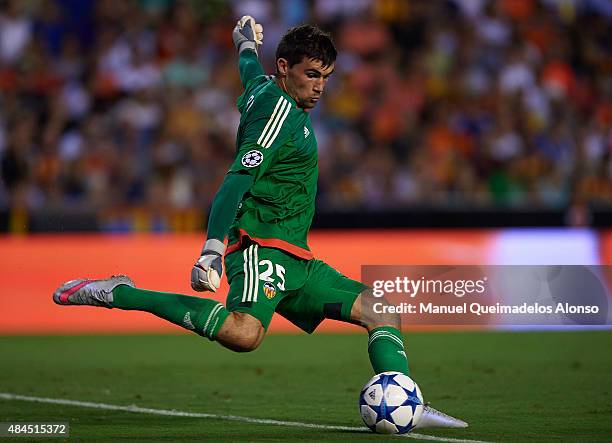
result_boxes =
[359,371,424,434]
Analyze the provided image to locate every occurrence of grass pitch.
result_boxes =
[1,330,611,442]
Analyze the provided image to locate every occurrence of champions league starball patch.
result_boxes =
[241,150,264,167]
[263,282,277,299]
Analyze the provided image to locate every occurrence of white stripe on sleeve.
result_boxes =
[261,99,291,149]
[256,97,286,147]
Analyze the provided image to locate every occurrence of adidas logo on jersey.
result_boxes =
[245,95,255,113]
[304,126,310,138]
[183,312,195,330]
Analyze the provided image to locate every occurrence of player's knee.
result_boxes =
[232,327,264,352]
[353,290,401,331]
[220,312,265,353]
[374,305,401,330]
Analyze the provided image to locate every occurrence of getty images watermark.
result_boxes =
[361,266,611,326]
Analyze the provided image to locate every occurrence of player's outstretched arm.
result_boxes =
[233,15,265,87]
[191,172,254,292]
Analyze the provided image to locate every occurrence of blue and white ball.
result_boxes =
[359,371,424,434]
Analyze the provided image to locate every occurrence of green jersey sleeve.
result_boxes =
[229,93,299,181]
[205,172,254,242]
[238,49,264,88]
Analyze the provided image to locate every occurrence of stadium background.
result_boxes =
[0,0,611,232]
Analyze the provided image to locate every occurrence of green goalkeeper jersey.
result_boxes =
[223,50,318,260]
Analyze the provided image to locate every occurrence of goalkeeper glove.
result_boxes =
[233,15,263,55]
[191,239,225,292]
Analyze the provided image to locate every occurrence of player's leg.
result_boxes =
[349,289,409,376]
[113,283,268,352]
[54,275,267,351]
[351,288,468,428]
[275,260,409,375]
[215,312,265,352]
[113,281,266,351]
[54,275,232,340]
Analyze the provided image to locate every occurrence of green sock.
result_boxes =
[368,326,410,375]
[112,285,229,341]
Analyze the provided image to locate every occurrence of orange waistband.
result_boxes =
[226,228,314,260]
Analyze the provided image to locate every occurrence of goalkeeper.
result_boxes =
[53,17,465,429]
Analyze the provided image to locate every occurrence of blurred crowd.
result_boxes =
[0,0,611,217]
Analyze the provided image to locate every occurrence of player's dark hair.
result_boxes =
[276,24,337,68]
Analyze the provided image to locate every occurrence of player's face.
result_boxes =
[278,57,334,109]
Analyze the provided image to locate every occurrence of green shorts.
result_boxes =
[224,242,366,333]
